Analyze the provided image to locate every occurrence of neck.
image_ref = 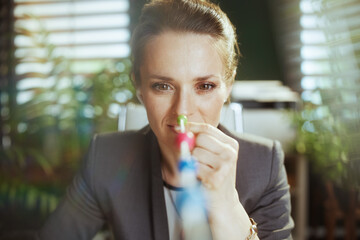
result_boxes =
[158,143,182,187]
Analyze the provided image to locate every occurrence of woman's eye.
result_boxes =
[152,83,172,91]
[197,83,215,91]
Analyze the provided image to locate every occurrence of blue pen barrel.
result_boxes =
[176,157,212,240]
[175,115,212,239]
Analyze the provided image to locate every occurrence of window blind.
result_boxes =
[270,1,360,238]
[1,0,131,148]
[271,0,360,192]
[271,0,360,127]
[0,0,15,148]
[0,0,132,219]
[271,0,360,93]
[14,0,130,76]
[13,0,131,109]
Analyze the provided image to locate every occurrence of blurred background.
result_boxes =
[0,0,359,239]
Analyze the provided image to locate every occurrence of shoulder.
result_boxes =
[234,132,284,168]
[234,132,284,185]
[220,125,284,205]
[84,126,154,201]
[233,132,283,181]
[85,126,156,180]
[89,126,153,157]
[219,124,281,161]
[235,132,276,153]
[92,125,151,146]
[220,125,293,236]
[85,125,154,181]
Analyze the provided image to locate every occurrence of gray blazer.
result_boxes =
[38,125,294,240]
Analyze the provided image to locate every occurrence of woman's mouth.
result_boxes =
[167,124,179,134]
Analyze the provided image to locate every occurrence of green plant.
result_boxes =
[0,15,136,220]
[291,100,360,191]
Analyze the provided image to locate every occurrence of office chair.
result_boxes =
[118,102,243,134]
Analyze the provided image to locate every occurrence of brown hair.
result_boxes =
[131,0,240,87]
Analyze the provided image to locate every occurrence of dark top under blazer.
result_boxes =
[38,125,294,240]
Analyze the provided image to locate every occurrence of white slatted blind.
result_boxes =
[14,0,131,104]
[271,0,360,94]
[271,0,360,125]
[14,0,130,60]
[271,2,360,238]
[271,0,360,186]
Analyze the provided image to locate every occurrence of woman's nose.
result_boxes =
[173,89,194,116]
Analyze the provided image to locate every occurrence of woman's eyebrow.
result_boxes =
[149,74,174,81]
[148,74,221,81]
[195,74,221,81]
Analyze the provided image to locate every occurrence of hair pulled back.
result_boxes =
[131,0,240,86]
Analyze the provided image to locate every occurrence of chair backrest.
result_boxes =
[118,103,243,133]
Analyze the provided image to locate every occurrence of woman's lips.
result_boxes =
[167,124,178,134]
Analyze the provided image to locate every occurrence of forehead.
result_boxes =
[140,31,225,79]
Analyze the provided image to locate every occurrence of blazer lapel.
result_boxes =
[147,130,170,240]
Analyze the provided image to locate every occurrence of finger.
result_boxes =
[195,133,238,163]
[196,162,216,189]
[196,161,228,190]
[195,133,226,155]
[192,147,221,170]
[187,122,238,150]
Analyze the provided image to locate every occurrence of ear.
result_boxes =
[131,72,144,104]
[224,84,233,103]
[136,89,144,105]
[224,70,236,102]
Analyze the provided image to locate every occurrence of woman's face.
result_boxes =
[138,31,232,150]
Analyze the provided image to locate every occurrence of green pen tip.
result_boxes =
[177,115,187,125]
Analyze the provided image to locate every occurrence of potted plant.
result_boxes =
[0,16,136,236]
[291,96,360,238]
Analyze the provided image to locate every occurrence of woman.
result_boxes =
[38,0,294,239]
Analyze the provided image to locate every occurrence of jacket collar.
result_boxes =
[142,124,232,240]
[144,127,170,240]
